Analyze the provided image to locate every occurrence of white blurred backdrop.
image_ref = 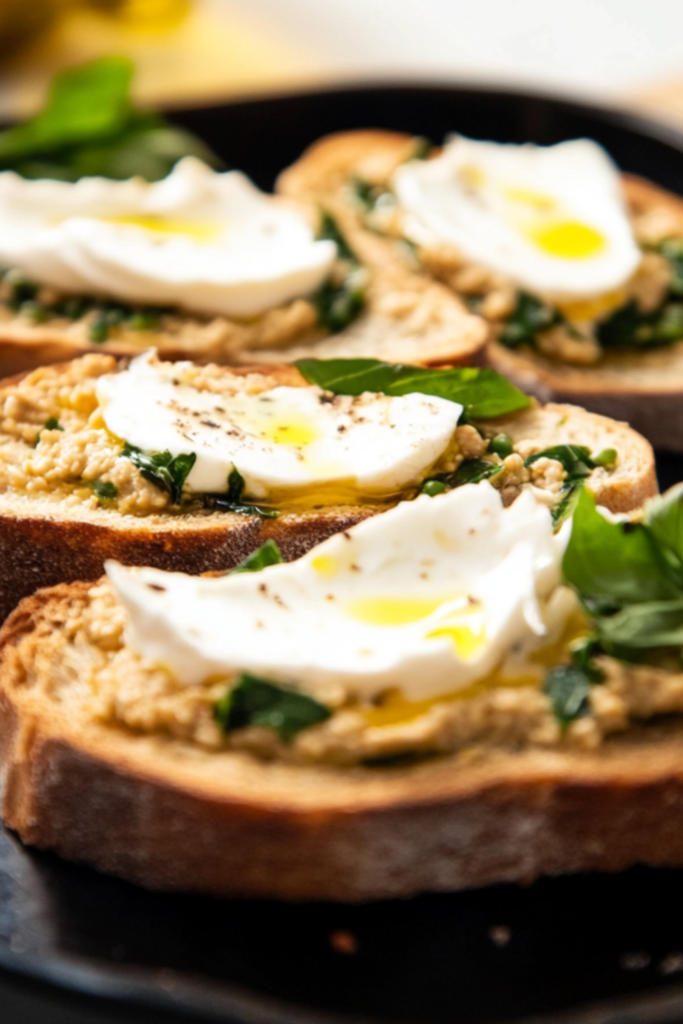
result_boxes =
[2,0,683,120]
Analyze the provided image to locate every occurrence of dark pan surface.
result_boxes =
[4,83,683,1024]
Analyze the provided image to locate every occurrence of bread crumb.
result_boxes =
[658,952,683,975]
[620,951,651,971]
[488,925,511,948]
[330,930,358,955]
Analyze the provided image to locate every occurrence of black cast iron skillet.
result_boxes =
[3,82,683,1024]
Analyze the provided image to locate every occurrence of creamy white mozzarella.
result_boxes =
[97,351,462,499]
[106,484,572,703]
[0,158,335,317]
[393,137,641,303]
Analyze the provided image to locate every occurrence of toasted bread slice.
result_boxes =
[0,354,656,622]
[4,580,683,901]
[0,157,487,376]
[279,132,683,449]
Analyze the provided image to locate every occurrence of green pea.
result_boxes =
[488,433,514,458]
[593,447,617,468]
[421,479,447,497]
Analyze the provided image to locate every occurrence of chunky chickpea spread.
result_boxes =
[16,578,683,767]
[0,354,576,516]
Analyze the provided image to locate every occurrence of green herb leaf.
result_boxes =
[314,266,367,334]
[0,58,220,182]
[227,466,245,502]
[597,299,683,349]
[295,358,531,419]
[201,466,279,518]
[207,497,279,518]
[543,665,592,725]
[569,633,604,683]
[214,673,331,743]
[551,481,581,527]
[33,416,64,447]
[122,443,196,504]
[525,444,597,479]
[229,540,283,575]
[499,292,561,348]
[449,458,503,487]
[314,210,367,333]
[596,598,683,649]
[83,478,118,502]
[0,58,134,164]
[643,483,683,589]
[562,488,680,615]
[317,208,356,262]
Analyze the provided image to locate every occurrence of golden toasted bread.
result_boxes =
[0,354,656,622]
[3,579,683,901]
[279,131,683,449]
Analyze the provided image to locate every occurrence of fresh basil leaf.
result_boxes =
[295,358,531,419]
[122,443,196,504]
[562,488,679,614]
[551,481,581,528]
[525,444,596,480]
[215,673,331,743]
[55,120,217,183]
[229,540,283,575]
[227,466,245,502]
[499,292,561,348]
[596,598,683,650]
[543,665,592,726]
[448,458,503,488]
[0,58,134,164]
[644,483,683,588]
[0,58,220,182]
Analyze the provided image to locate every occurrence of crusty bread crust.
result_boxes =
[4,582,683,901]
[280,134,683,449]
[480,401,657,513]
[0,502,374,626]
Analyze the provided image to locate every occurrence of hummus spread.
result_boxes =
[17,578,683,767]
[0,354,569,516]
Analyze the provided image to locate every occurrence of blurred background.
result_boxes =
[1,0,683,123]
